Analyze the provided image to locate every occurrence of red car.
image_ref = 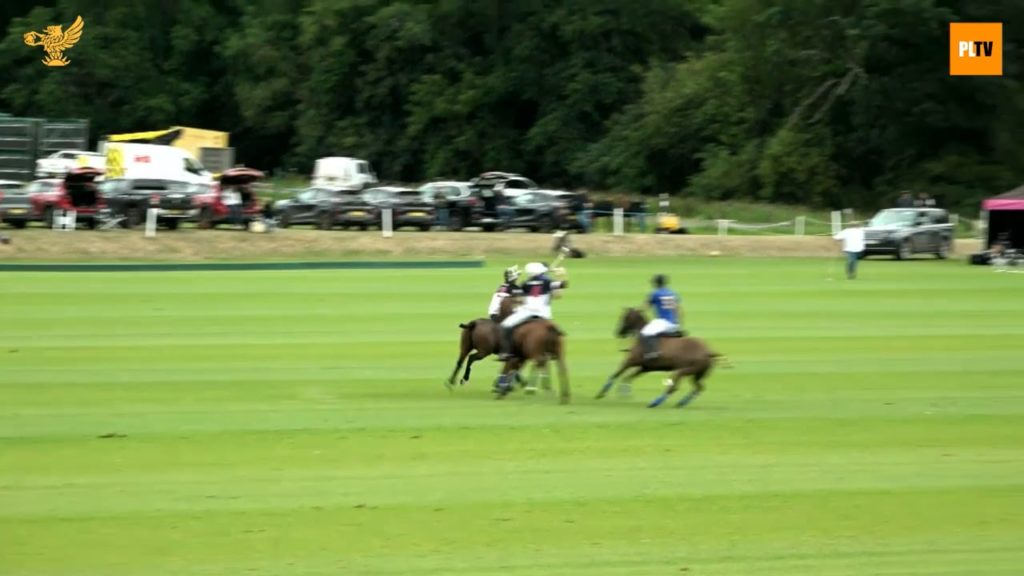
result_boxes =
[194,167,265,229]
[28,167,105,228]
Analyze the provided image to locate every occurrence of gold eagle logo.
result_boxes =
[23,15,85,67]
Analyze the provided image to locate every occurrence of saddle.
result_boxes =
[658,330,686,338]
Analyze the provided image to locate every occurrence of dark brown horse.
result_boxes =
[596,308,730,408]
[447,296,527,388]
[495,318,570,404]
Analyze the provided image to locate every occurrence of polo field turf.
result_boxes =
[1,257,1021,575]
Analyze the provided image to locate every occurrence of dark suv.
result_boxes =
[507,190,586,232]
[361,186,436,231]
[421,173,538,231]
[101,179,206,230]
[863,208,955,259]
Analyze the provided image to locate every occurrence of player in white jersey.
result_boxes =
[498,262,567,360]
[488,266,522,321]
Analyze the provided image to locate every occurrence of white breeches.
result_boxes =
[640,318,678,337]
[501,307,548,328]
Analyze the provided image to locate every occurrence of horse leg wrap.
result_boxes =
[648,393,669,408]
[675,390,700,408]
[597,377,615,399]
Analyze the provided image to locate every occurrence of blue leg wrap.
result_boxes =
[676,391,699,408]
[648,393,669,408]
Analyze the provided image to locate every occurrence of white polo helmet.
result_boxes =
[525,262,547,277]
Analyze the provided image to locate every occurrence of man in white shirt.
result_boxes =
[222,187,243,226]
[833,221,865,279]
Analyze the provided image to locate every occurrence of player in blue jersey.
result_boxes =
[640,274,683,359]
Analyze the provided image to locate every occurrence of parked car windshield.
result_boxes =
[869,210,916,227]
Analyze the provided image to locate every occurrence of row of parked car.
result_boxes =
[0,166,265,230]
[0,169,588,233]
[272,172,587,233]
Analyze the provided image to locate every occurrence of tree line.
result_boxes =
[1,0,1021,211]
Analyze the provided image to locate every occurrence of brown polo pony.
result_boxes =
[596,308,730,408]
[495,317,570,404]
[447,296,525,388]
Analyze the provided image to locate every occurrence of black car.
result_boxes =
[272,187,377,229]
[362,186,436,231]
[507,190,585,233]
[0,180,32,228]
[862,208,955,259]
[100,178,207,230]
[315,191,380,230]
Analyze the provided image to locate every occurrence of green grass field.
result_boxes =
[1,257,1022,575]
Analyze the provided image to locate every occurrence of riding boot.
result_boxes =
[498,327,514,361]
[642,335,660,360]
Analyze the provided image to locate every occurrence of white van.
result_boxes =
[97,142,214,184]
[312,157,377,190]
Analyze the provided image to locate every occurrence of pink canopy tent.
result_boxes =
[983,186,1024,211]
[982,185,1024,250]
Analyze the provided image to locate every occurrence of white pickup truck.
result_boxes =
[35,150,105,178]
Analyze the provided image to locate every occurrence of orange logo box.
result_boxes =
[949,23,1002,76]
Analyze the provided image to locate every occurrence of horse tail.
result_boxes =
[710,351,734,369]
[459,321,476,331]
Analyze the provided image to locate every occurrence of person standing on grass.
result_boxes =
[658,193,670,214]
[833,220,866,279]
[571,192,589,233]
[915,192,936,207]
[628,194,646,233]
[222,186,243,227]
[433,190,449,231]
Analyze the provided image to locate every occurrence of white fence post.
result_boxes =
[145,208,158,238]
[717,219,730,236]
[382,208,393,238]
[54,209,77,231]
[795,216,806,236]
[613,207,624,236]
[830,210,842,235]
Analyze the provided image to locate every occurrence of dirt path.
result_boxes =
[0,228,981,261]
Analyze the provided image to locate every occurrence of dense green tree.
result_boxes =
[0,0,1020,209]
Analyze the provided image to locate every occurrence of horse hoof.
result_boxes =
[460,379,469,386]
[523,386,538,395]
